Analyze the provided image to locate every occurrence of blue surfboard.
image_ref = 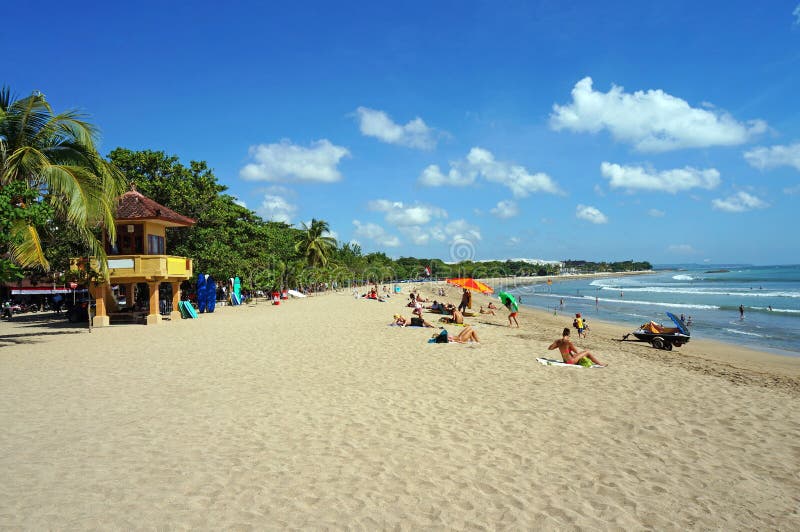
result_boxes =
[206,275,216,312]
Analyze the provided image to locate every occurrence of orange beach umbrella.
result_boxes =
[446,278,494,294]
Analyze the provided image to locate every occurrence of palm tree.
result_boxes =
[294,218,337,268]
[0,87,125,271]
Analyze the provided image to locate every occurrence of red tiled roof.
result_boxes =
[115,190,196,227]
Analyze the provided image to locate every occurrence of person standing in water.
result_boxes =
[739,304,745,319]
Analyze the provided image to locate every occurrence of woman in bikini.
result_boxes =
[548,328,606,366]
[433,325,480,343]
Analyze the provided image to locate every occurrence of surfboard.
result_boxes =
[206,276,216,312]
[179,301,199,319]
[196,273,207,313]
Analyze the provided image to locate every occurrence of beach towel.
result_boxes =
[536,357,604,368]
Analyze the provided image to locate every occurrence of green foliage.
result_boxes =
[562,259,652,273]
[295,218,336,268]
[0,86,126,272]
[36,147,652,294]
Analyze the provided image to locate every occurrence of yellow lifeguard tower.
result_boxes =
[71,188,195,326]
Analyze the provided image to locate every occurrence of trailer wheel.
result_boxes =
[664,342,673,351]
[651,337,664,349]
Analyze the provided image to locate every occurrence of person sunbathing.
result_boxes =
[393,314,435,328]
[392,314,409,326]
[440,309,464,324]
[479,305,495,315]
[435,325,479,343]
[426,300,444,313]
[548,328,606,367]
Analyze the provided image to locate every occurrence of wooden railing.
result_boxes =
[70,255,194,280]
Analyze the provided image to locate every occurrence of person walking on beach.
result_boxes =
[739,304,745,319]
[573,313,586,338]
[548,328,606,367]
[505,301,519,328]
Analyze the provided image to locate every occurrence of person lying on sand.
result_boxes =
[452,325,479,343]
[392,314,408,326]
[426,300,445,313]
[548,328,606,367]
[479,305,495,315]
[431,325,480,343]
[393,314,436,328]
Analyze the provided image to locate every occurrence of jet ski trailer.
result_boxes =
[622,312,691,350]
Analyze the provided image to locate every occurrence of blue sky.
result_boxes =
[4,1,800,264]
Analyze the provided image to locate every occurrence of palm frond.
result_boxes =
[8,220,49,270]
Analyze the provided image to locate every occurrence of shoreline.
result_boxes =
[470,271,800,359]
[414,281,800,387]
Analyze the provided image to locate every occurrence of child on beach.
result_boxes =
[548,328,606,367]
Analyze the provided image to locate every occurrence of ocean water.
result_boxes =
[508,265,800,356]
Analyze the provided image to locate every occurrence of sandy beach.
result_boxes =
[1,282,799,529]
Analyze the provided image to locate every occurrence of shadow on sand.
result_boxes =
[0,312,88,347]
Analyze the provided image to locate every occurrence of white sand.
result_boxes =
[1,284,799,529]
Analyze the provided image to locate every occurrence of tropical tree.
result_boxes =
[294,218,337,268]
[0,87,125,271]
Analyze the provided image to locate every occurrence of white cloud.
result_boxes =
[442,219,482,242]
[240,139,350,183]
[743,142,800,171]
[233,198,247,208]
[711,191,769,213]
[355,107,438,150]
[352,220,401,247]
[367,199,447,226]
[576,204,608,224]
[648,208,665,217]
[419,147,561,197]
[257,194,297,223]
[490,200,519,219]
[601,162,721,193]
[398,219,481,248]
[668,244,695,254]
[794,3,800,25]
[507,236,521,246]
[784,184,800,195]
[550,77,767,152]
[418,164,474,187]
